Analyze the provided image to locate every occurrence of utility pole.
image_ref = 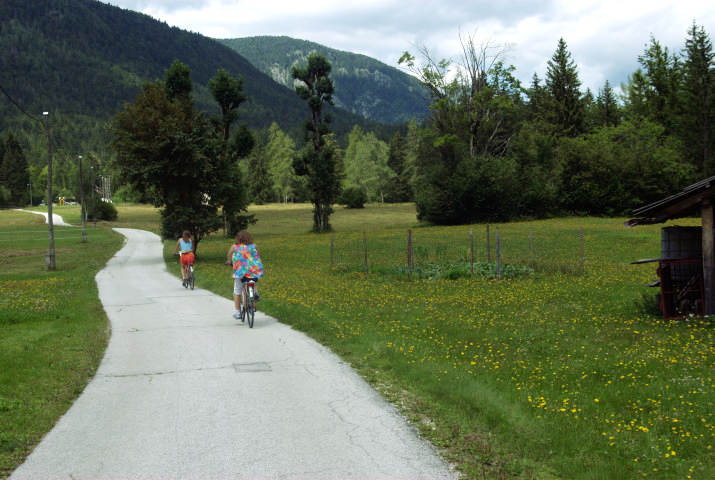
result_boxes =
[79,155,87,243]
[43,111,56,270]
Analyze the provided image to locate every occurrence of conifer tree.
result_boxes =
[209,69,247,142]
[291,53,341,232]
[0,134,29,206]
[526,73,547,123]
[636,36,682,134]
[681,23,714,174]
[545,38,585,136]
[596,80,620,127]
[384,131,411,202]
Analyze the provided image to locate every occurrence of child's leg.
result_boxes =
[233,279,242,311]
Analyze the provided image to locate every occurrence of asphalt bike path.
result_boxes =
[11,228,455,480]
[14,209,73,226]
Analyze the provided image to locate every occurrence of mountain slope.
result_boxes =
[0,0,387,157]
[219,36,430,125]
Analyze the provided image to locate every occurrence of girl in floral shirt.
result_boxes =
[226,230,264,319]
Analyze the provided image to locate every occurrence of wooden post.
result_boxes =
[363,231,368,275]
[496,227,501,280]
[579,227,585,273]
[702,200,714,315]
[529,228,534,269]
[330,235,334,268]
[486,224,491,263]
[470,228,474,277]
[407,229,413,281]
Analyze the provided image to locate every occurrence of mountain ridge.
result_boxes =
[0,0,392,158]
[218,35,430,125]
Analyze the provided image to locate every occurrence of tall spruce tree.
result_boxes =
[636,36,682,135]
[0,133,29,206]
[291,53,341,232]
[596,80,620,127]
[545,38,585,136]
[526,73,547,123]
[682,23,714,174]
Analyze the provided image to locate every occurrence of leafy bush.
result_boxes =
[339,186,368,209]
[90,200,118,221]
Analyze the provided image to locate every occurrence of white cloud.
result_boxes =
[103,0,715,91]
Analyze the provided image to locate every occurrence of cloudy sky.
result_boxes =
[104,0,714,93]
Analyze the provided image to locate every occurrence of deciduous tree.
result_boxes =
[266,122,297,203]
[112,62,252,252]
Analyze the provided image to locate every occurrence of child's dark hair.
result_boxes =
[235,230,253,244]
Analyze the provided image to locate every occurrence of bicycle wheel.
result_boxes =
[247,297,255,328]
[240,287,247,323]
[189,266,195,290]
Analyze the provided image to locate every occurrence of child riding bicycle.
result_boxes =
[174,230,194,288]
[225,230,264,319]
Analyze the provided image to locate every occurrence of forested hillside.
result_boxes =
[0,0,388,162]
[219,36,430,124]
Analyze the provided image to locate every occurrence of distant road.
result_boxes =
[11,228,455,480]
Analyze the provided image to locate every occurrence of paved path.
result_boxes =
[11,228,455,480]
[14,209,73,226]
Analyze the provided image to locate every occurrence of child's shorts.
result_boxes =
[234,277,257,295]
[180,252,194,265]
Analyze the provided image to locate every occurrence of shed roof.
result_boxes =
[627,175,715,226]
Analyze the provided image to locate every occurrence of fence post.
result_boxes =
[529,228,534,269]
[363,231,368,275]
[496,227,501,280]
[330,235,334,268]
[470,228,474,277]
[486,224,491,263]
[408,229,413,281]
[579,227,584,273]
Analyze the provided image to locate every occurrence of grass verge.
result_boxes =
[0,209,123,478]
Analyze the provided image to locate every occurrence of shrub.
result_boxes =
[339,186,368,209]
[90,199,118,221]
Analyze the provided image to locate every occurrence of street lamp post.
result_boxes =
[43,111,56,270]
[79,155,87,243]
[90,166,95,224]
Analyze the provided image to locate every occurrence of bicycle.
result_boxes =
[177,251,195,290]
[240,277,258,328]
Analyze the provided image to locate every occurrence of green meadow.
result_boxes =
[1,203,712,479]
[179,203,712,480]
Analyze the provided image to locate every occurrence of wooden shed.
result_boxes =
[628,175,715,316]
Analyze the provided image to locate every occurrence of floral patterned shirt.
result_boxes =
[232,243,264,279]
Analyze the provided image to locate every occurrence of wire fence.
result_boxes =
[327,225,587,280]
